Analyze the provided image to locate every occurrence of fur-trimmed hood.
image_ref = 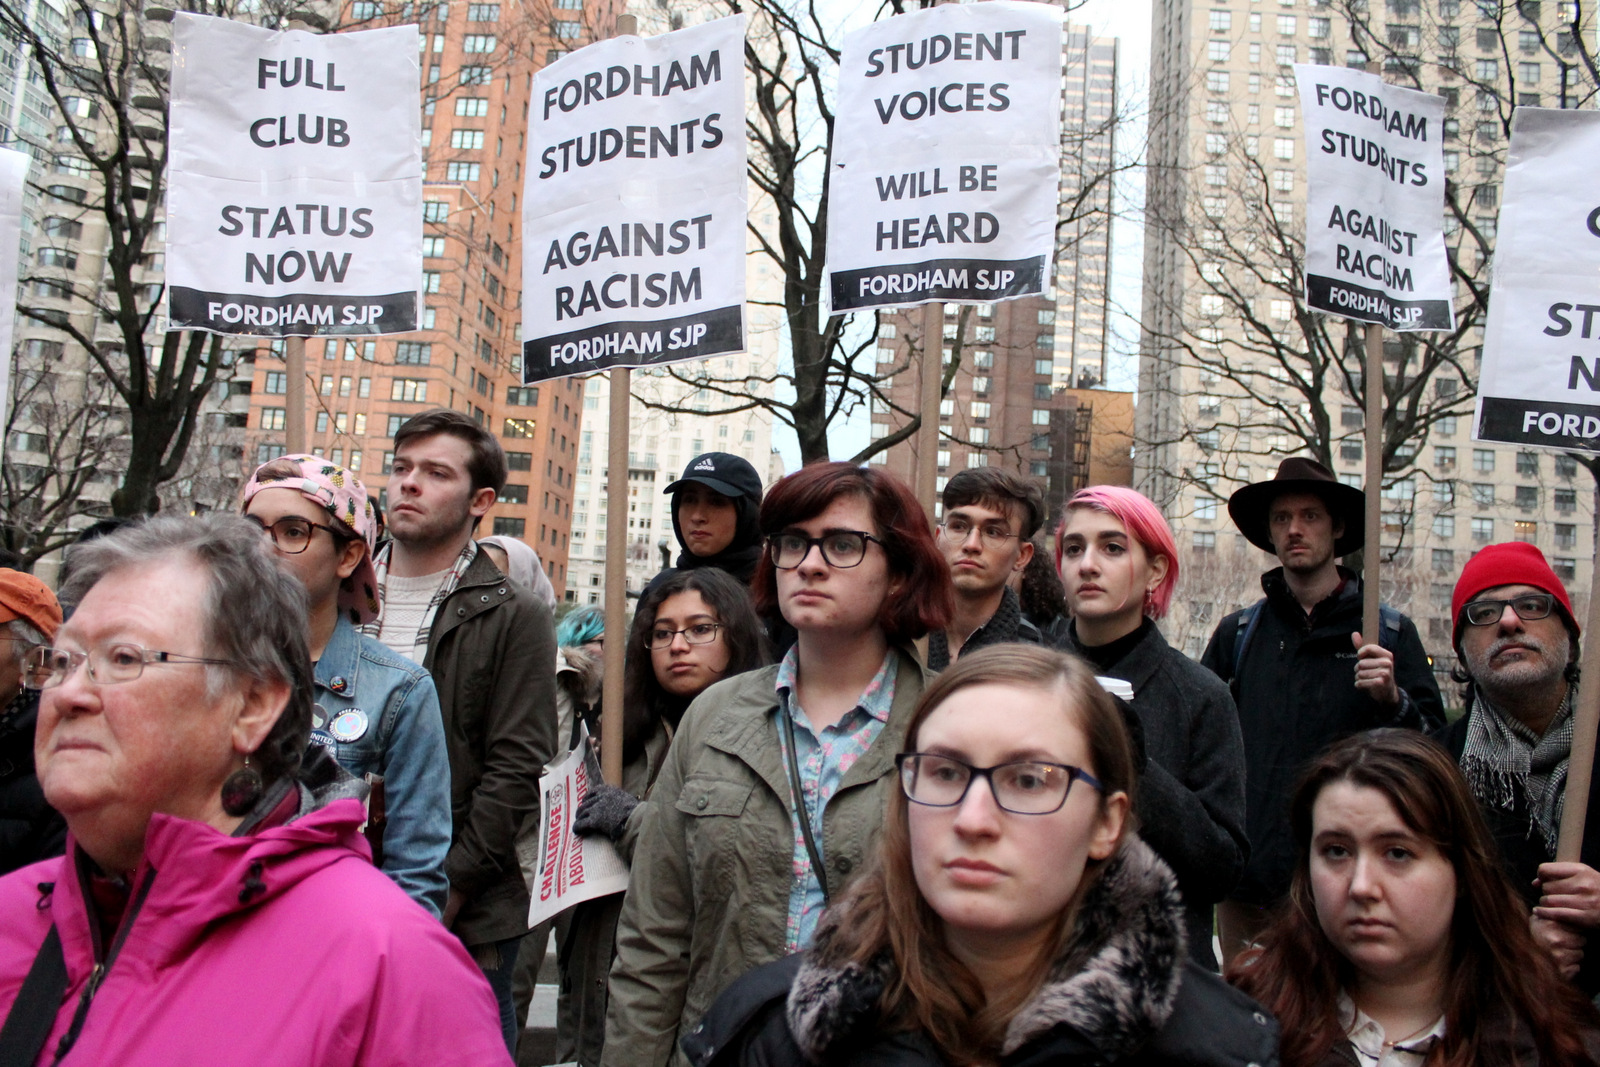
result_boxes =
[786,836,1188,1062]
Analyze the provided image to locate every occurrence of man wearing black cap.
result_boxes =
[657,452,765,584]
[1201,456,1444,964]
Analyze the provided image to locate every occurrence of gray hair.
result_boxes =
[2,617,47,669]
[58,513,313,786]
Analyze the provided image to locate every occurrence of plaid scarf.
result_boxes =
[360,540,479,656]
[1460,684,1576,860]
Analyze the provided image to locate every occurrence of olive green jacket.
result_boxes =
[600,648,930,1067]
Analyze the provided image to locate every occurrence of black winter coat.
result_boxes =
[1059,619,1248,970]
[682,839,1280,1067]
[1201,568,1444,904]
[0,689,66,876]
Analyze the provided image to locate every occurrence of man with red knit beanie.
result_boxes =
[1438,541,1597,984]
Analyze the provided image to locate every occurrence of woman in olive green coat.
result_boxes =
[599,463,953,1067]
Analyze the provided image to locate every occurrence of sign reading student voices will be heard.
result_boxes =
[1475,108,1600,455]
[166,14,422,337]
[520,15,747,383]
[824,1,1064,314]
[1295,64,1453,332]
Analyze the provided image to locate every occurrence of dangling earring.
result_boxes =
[221,753,265,816]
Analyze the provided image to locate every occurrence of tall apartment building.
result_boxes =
[243,0,619,598]
[869,22,1127,516]
[1137,0,1597,678]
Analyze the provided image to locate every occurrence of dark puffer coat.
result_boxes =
[0,688,66,875]
[682,838,1280,1067]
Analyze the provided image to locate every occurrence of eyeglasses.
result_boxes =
[767,530,883,570]
[245,515,349,555]
[895,752,1104,816]
[1461,593,1557,627]
[939,516,1019,550]
[646,623,723,650]
[23,643,237,690]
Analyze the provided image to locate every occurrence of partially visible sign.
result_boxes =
[0,148,30,422]
[1295,64,1453,331]
[824,2,1064,313]
[166,14,422,336]
[521,15,747,382]
[527,726,630,928]
[1475,107,1600,453]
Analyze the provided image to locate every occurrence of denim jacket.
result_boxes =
[313,616,452,917]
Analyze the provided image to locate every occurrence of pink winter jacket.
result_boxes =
[0,796,512,1067]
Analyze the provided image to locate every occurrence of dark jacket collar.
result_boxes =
[1063,617,1169,693]
[1261,565,1361,630]
[929,586,1037,670]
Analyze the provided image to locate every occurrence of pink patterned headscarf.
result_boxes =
[242,453,381,625]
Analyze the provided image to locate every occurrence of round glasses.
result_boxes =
[1461,592,1556,627]
[646,623,722,650]
[938,516,1020,550]
[245,515,349,554]
[767,530,883,570]
[895,752,1104,816]
[24,644,236,690]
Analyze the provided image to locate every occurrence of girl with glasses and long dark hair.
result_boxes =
[601,462,952,1067]
[684,644,1280,1067]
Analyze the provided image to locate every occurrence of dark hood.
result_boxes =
[671,485,764,583]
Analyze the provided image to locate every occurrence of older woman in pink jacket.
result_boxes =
[0,514,508,1067]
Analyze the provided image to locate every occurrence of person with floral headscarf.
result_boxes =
[243,454,451,916]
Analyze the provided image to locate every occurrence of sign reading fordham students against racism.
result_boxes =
[1475,108,1600,454]
[166,14,422,337]
[525,725,630,928]
[824,2,1064,313]
[1295,64,1453,331]
[521,15,747,383]
[0,148,29,421]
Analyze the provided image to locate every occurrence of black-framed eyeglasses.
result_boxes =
[938,516,1020,550]
[646,622,723,650]
[767,530,884,570]
[23,643,237,690]
[245,514,349,554]
[1462,593,1557,627]
[895,752,1104,816]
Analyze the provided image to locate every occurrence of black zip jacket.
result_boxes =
[1201,567,1444,905]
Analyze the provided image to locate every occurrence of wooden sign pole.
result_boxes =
[1361,322,1383,644]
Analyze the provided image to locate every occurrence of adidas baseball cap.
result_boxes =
[663,451,763,501]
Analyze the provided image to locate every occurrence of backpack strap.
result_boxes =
[1231,599,1267,682]
[1377,603,1402,652]
[0,924,66,1067]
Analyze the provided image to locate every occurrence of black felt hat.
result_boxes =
[1227,456,1366,557]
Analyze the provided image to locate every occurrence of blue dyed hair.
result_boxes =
[556,605,605,647]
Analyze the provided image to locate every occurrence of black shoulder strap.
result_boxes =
[0,924,66,1067]
[778,707,830,904]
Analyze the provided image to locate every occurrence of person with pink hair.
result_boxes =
[1054,485,1247,970]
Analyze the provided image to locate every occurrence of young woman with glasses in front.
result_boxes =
[601,462,952,1067]
[682,644,1281,1067]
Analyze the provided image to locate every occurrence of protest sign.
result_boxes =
[527,726,630,928]
[0,148,29,422]
[1475,107,1600,454]
[166,14,421,337]
[520,15,747,383]
[823,2,1064,313]
[1295,64,1452,331]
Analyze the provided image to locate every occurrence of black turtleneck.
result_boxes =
[1070,616,1155,672]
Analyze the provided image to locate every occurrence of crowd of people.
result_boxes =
[0,408,1595,1067]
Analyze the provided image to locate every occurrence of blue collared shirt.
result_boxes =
[773,646,897,950]
[313,616,452,917]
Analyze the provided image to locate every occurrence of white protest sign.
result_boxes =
[0,148,30,423]
[1295,64,1453,332]
[527,727,630,928]
[823,2,1063,314]
[521,15,747,383]
[166,14,421,337]
[1475,108,1600,453]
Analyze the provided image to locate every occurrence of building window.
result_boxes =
[1274,137,1296,159]
[1435,446,1456,469]
[1471,517,1494,543]
[1555,488,1578,512]
[263,371,287,394]
[1210,9,1232,32]
[1553,558,1577,582]
[1556,454,1578,478]
[462,34,496,52]
[1432,548,1455,571]
[450,129,485,150]
[259,407,286,430]
[1032,410,1051,426]
[1195,496,1218,520]
[315,412,329,434]
[504,418,537,439]
[390,378,428,403]
[1472,448,1495,472]
[492,517,526,537]
[1433,514,1455,538]
[1340,441,1363,462]
[507,451,533,471]
[1193,531,1217,552]
[499,483,529,505]
[1471,483,1495,507]
[506,386,539,405]
[446,162,481,182]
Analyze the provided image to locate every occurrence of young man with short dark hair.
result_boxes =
[927,468,1045,670]
[366,408,556,1054]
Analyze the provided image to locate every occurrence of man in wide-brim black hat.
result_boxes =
[1200,456,1445,967]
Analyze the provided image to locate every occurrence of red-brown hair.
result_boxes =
[1227,729,1600,1067]
[751,462,951,644]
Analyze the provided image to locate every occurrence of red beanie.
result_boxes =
[1451,542,1577,646]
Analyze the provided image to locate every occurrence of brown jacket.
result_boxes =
[424,550,557,946]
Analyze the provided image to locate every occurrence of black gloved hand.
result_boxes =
[573,783,640,843]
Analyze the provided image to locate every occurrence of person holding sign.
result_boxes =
[1202,458,1444,965]
[242,455,451,917]
[601,462,951,1067]
[1229,729,1600,1067]
[1436,543,1600,987]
